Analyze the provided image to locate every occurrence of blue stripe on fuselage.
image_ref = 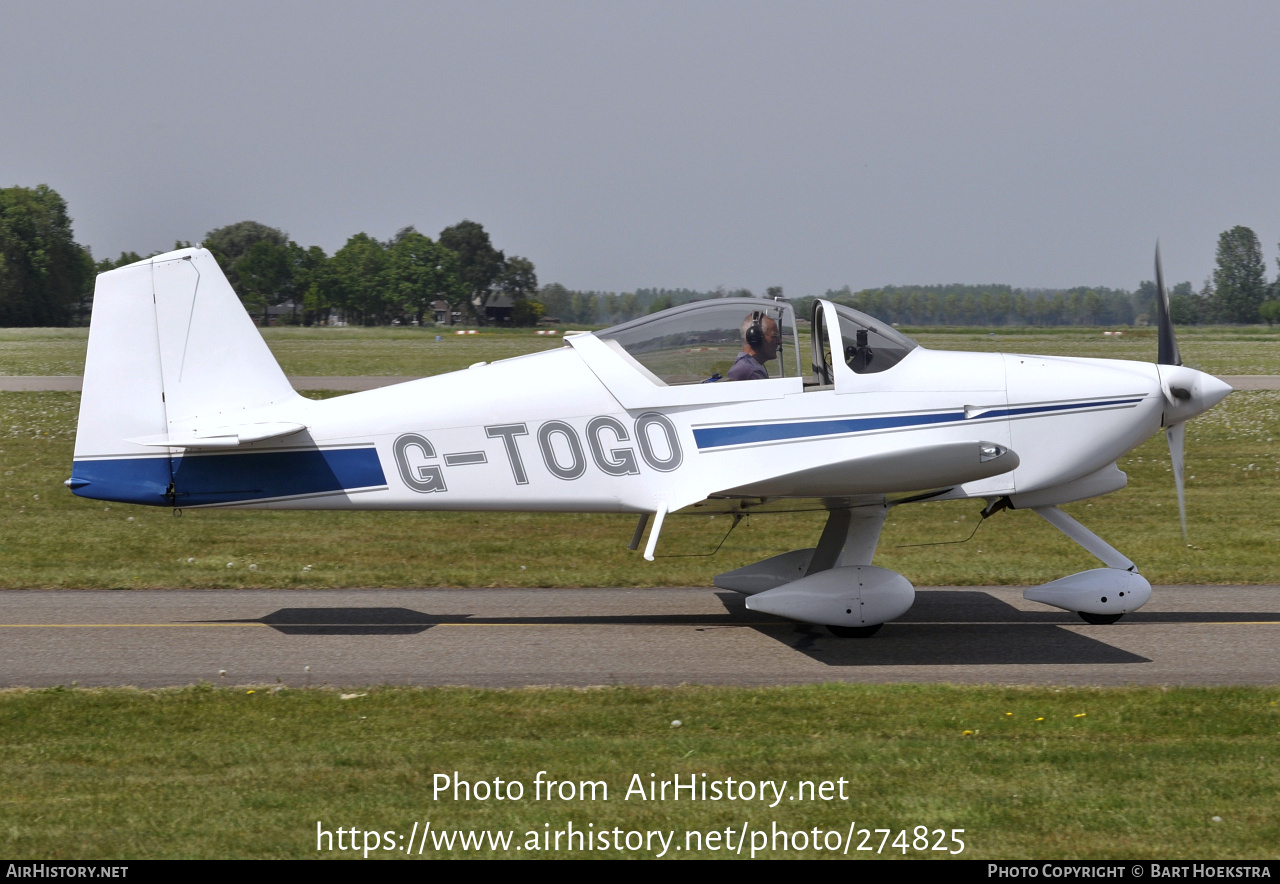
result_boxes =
[692,397,1144,450]
[70,446,386,507]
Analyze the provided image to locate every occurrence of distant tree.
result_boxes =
[791,296,816,322]
[1274,240,1280,303]
[329,233,391,325]
[1211,226,1268,323]
[766,286,783,299]
[439,220,504,324]
[1133,280,1158,322]
[618,292,639,319]
[94,251,145,274]
[634,288,708,311]
[388,225,418,246]
[202,220,289,307]
[498,256,538,303]
[1259,300,1280,327]
[0,184,94,326]
[1167,281,1206,325]
[387,230,465,325]
[203,221,287,265]
[511,298,545,326]
[574,291,602,324]
[236,239,295,324]
[536,283,568,320]
[288,243,328,325]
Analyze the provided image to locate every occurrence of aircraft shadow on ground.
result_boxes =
[202,606,768,636]
[203,593,1279,665]
[717,590,1155,666]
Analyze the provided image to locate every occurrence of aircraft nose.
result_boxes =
[1158,365,1232,426]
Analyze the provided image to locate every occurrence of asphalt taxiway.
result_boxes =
[2,585,1277,688]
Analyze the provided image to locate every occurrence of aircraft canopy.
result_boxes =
[596,297,801,386]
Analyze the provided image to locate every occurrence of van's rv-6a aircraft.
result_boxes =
[68,247,1230,637]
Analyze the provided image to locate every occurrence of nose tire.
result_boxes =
[827,624,883,638]
[1078,612,1124,625]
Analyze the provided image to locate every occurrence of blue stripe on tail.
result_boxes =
[70,447,385,506]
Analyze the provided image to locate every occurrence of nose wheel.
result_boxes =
[1078,612,1123,625]
[827,624,882,638]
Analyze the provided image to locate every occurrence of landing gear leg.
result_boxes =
[814,504,892,638]
[807,504,888,575]
[1024,506,1151,620]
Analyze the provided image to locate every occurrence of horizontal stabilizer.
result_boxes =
[129,421,308,449]
[714,440,1018,498]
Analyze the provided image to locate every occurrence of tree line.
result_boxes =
[797,227,1280,328]
[4,184,1280,328]
[95,218,535,328]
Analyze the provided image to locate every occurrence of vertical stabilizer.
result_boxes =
[148,248,297,431]
[71,247,300,504]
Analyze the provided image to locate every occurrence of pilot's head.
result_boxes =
[741,312,781,362]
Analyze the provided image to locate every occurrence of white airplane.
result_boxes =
[67,247,1230,637]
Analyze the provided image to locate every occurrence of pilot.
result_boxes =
[727,311,781,380]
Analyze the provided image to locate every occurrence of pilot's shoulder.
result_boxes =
[727,352,766,380]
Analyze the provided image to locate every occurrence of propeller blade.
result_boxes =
[1165,421,1187,541]
[1155,243,1181,366]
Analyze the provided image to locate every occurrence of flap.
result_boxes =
[712,440,1019,499]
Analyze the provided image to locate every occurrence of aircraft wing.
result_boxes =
[707,439,1018,500]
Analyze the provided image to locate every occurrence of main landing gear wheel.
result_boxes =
[827,624,882,638]
[1078,612,1123,625]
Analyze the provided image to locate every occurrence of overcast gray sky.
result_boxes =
[4,0,1278,295]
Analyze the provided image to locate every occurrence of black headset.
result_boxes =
[745,311,765,348]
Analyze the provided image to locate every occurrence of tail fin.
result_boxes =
[70,247,299,504]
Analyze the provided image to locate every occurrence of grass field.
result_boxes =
[1,685,1277,859]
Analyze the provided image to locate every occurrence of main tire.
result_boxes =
[1078,612,1123,625]
[827,623,882,638]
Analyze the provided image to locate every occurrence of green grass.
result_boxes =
[1,685,1276,859]
[0,328,90,376]
[3,324,1279,378]
[1,387,1277,588]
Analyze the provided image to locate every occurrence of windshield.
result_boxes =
[811,301,917,382]
[596,298,799,385]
